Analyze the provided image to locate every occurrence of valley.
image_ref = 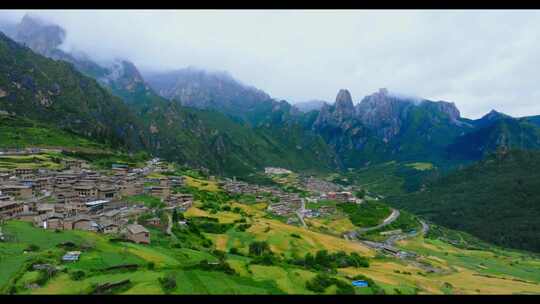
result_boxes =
[1,12,540,296]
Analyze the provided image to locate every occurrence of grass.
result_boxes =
[0,116,105,150]
[405,162,434,171]
[185,176,219,192]
[244,218,374,258]
[305,216,355,235]
[338,200,393,228]
[0,153,66,170]
[3,192,540,295]
[249,264,316,294]
[124,194,164,209]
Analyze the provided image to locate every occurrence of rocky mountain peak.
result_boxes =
[482,109,511,121]
[355,88,412,142]
[15,14,66,56]
[432,100,461,123]
[334,89,355,119]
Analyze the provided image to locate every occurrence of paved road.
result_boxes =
[357,208,400,233]
[166,213,174,237]
[343,208,400,240]
[296,199,307,228]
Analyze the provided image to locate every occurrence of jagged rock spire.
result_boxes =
[334,89,355,119]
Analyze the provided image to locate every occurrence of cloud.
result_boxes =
[1,9,540,118]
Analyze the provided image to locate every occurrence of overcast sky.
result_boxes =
[1,9,540,119]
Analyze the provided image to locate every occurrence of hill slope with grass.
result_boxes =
[389,149,540,253]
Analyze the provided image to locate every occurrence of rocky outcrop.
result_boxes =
[15,14,65,57]
[355,88,413,142]
[101,60,149,93]
[144,67,285,125]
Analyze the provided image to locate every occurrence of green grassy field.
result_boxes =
[124,194,164,209]
[338,200,393,228]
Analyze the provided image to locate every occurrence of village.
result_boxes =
[0,146,365,246]
[0,150,194,247]
[221,168,363,225]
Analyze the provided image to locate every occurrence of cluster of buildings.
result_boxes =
[220,178,303,217]
[264,167,293,175]
[321,191,360,203]
[0,156,193,245]
[221,174,363,224]
[302,176,341,194]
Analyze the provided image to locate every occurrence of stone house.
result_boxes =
[0,185,33,200]
[34,213,64,230]
[146,217,161,227]
[126,224,150,244]
[97,185,118,200]
[73,184,97,198]
[149,186,170,199]
[99,220,119,234]
[0,201,23,219]
[64,215,92,231]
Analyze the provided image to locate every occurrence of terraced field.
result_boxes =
[3,170,540,295]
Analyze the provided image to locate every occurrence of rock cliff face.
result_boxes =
[15,14,65,57]
[101,60,152,95]
[313,89,356,129]
[356,88,413,143]
[144,67,294,125]
[11,15,153,104]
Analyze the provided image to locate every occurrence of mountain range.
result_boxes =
[3,14,540,179]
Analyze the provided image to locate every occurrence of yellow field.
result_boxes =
[230,202,267,218]
[184,207,241,224]
[145,172,167,179]
[184,207,211,218]
[185,176,219,192]
[247,218,374,257]
[214,211,242,224]
[405,162,434,171]
[125,244,180,268]
[227,259,251,276]
[305,216,355,234]
[30,274,84,295]
[335,235,540,295]
[205,233,229,251]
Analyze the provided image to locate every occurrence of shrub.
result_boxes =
[158,272,177,292]
[69,270,85,281]
[249,241,271,256]
[25,244,40,252]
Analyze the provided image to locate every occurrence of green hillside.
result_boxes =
[389,149,540,253]
[0,114,105,150]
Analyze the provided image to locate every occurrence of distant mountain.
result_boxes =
[0,31,145,150]
[310,88,475,168]
[389,149,540,253]
[144,68,291,126]
[5,14,540,179]
[447,112,540,161]
[294,99,327,112]
[15,14,65,57]
[1,21,339,177]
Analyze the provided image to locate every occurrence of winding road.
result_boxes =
[357,208,400,233]
[296,199,307,228]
